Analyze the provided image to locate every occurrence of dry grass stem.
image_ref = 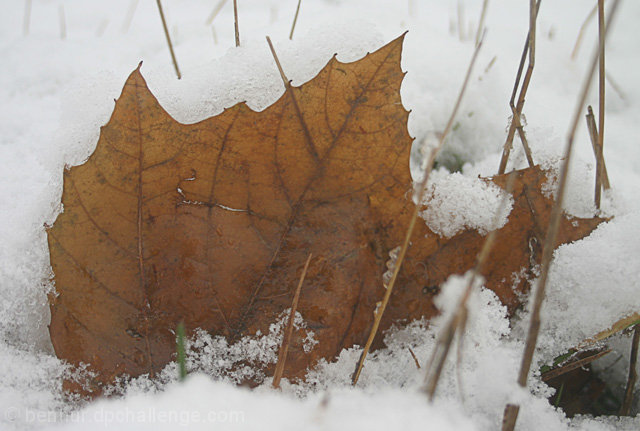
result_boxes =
[351,32,486,387]
[541,347,611,382]
[497,0,540,174]
[455,307,468,403]
[155,0,181,79]
[23,0,31,36]
[424,163,519,400]
[289,0,302,40]
[206,0,228,25]
[272,253,312,389]
[233,0,240,47]
[598,0,606,193]
[59,4,66,40]
[474,0,489,46]
[501,3,620,429]
[586,107,602,208]
[620,324,639,415]
[484,56,497,75]
[586,106,610,209]
[408,347,421,369]
[211,25,218,45]
[122,0,139,33]
[571,3,598,60]
[578,313,640,350]
[266,37,289,88]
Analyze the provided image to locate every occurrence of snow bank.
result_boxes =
[1,0,639,430]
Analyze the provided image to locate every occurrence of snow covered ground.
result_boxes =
[1,0,639,429]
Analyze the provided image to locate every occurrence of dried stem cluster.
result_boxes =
[502,2,620,429]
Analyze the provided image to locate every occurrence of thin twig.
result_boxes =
[155,0,181,79]
[598,0,606,197]
[620,325,639,415]
[211,25,218,45]
[475,0,489,47]
[23,0,32,36]
[587,107,610,189]
[351,32,486,387]
[484,56,497,74]
[541,348,611,382]
[233,0,240,47]
[272,253,312,389]
[266,36,319,161]
[59,4,66,40]
[498,0,541,174]
[289,0,302,40]
[121,0,139,33]
[424,162,520,400]
[586,107,602,208]
[501,3,620,430]
[206,0,228,25]
[578,313,640,350]
[408,347,421,369]
[455,307,469,403]
[571,3,598,60]
[586,106,610,209]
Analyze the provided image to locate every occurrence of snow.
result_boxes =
[421,169,513,237]
[1,0,640,430]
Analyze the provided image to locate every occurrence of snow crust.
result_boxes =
[1,0,639,430]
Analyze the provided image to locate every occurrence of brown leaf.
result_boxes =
[47,35,605,393]
[383,165,606,331]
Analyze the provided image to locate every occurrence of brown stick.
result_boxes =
[586,106,611,209]
[620,325,639,415]
[289,0,302,40]
[206,0,228,25]
[474,0,489,47]
[233,0,240,47]
[498,0,540,174]
[501,3,620,430]
[578,313,640,350]
[541,348,611,382]
[571,4,598,60]
[156,0,182,79]
[23,0,31,36]
[597,0,606,195]
[351,32,486,387]
[424,163,520,400]
[587,106,610,189]
[272,253,312,389]
[408,347,421,369]
[586,107,602,208]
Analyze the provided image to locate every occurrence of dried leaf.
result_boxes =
[383,165,606,328]
[47,35,605,392]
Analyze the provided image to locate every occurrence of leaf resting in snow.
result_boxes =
[47,35,605,394]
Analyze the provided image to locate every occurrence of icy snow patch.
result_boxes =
[420,170,513,238]
[105,310,318,397]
